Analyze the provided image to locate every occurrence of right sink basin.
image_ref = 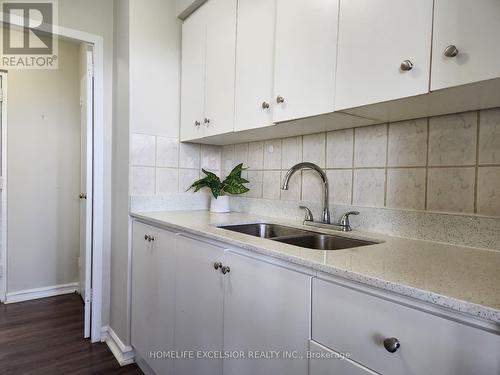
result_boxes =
[274,233,376,250]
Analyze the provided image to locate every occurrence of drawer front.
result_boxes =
[312,278,500,375]
[309,341,376,375]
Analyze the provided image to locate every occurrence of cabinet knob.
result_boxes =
[221,265,231,275]
[383,337,401,353]
[194,120,201,127]
[213,261,222,270]
[144,234,149,241]
[400,60,413,72]
[262,101,270,109]
[276,96,285,104]
[443,45,459,58]
[204,118,210,126]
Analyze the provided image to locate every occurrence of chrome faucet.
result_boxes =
[282,162,331,224]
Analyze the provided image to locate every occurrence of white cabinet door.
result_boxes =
[431,0,500,90]
[203,0,237,137]
[222,252,310,375]
[335,0,433,110]
[234,0,276,131]
[173,235,226,375]
[131,222,176,375]
[180,6,206,141]
[309,341,376,375]
[273,0,338,123]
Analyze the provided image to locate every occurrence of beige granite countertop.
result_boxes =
[131,210,500,325]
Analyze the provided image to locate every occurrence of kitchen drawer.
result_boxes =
[312,278,500,375]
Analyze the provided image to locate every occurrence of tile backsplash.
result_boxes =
[130,107,500,219]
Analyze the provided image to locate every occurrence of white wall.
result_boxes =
[7,39,81,293]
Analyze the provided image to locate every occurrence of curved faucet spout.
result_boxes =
[281,162,331,224]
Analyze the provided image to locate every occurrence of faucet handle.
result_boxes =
[339,211,360,232]
[299,206,314,223]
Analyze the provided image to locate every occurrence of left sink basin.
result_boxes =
[218,223,308,239]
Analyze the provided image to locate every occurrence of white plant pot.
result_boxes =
[210,195,230,213]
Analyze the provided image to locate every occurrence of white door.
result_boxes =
[234,0,276,131]
[79,45,93,339]
[203,0,237,137]
[223,251,311,375]
[173,235,225,375]
[0,73,6,302]
[180,6,207,141]
[431,0,500,90]
[335,0,433,110]
[131,222,176,375]
[273,0,338,123]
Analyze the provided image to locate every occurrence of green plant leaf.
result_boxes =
[187,164,250,198]
[221,163,249,196]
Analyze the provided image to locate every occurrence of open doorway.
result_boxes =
[0,38,95,339]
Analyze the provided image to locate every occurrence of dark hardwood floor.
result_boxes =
[0,293,143,375]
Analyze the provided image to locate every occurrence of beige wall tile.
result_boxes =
[282,136,303,170]
[246,170,263,198]
[428,113,477,166]
[262,171,282,200]
[131,133,156,166]
[221,145,235,176]
[130,167,155,196]
[179,143,200,169]
[263,139,282,170]
[327,170,352,205]
[301,170,324,203]
[427,167,475,213]
[234,143,249,168]
[479,108,500,165]
[281,170,301,201]
[386,168,426,210]
[201,144,221,171]
[156,168,179,195]
[248,141,264,170]
[156,137,179,168]
[477,167,500,216]
[326,129,353,169]
[388,119,427,167]
[303,133,326,167]
[353,169,385,207]
[179,168,199,192]
[354,124,387,168]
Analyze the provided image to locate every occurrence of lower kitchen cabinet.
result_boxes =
[173,235,226,375]
[222,251,311,375]
[131,222,176,375]
[308,341,375,375]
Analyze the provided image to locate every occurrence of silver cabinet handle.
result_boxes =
[213,261,222,270]
[400,60,413,71]
[204,118,210,126]
[194,120,201,127]
[262,101,270,109]
[444,45,459,58]
[144,234,149,241]
[383,337,401,353]
[276,96,285,104]
[221,266,231,275]
[144,234,154,242]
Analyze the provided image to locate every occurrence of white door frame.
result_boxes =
[0,23,105,343]
[0,71,8,306]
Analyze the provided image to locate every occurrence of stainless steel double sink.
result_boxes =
[218,223,376,251]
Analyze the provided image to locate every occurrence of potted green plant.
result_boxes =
[187,163,249,213]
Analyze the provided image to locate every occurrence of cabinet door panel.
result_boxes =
[234,0,276,131]
[335,0,433,110]
[223,252,310,375]
[204,0,237,137]
[309,341,375,375]
[180,7,206,141]
[173,235,225,375]
[131,222,176,375]
[431,0,500,90]
[273,0,338,123]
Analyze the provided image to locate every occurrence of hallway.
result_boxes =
[0,294,142,375]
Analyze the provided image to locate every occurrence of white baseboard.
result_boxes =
[101,325,135,366]
[5,282,79,304]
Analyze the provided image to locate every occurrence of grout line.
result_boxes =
[350,128,355,205]
[474,111,480,214]
[425,118,430,210]
[384,123,389,207]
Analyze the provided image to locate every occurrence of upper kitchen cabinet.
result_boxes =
[234,0,276,132]
[431,0,500,91]
[335,0,433,110]
[273,0,339,123]
[180,0,237,141]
